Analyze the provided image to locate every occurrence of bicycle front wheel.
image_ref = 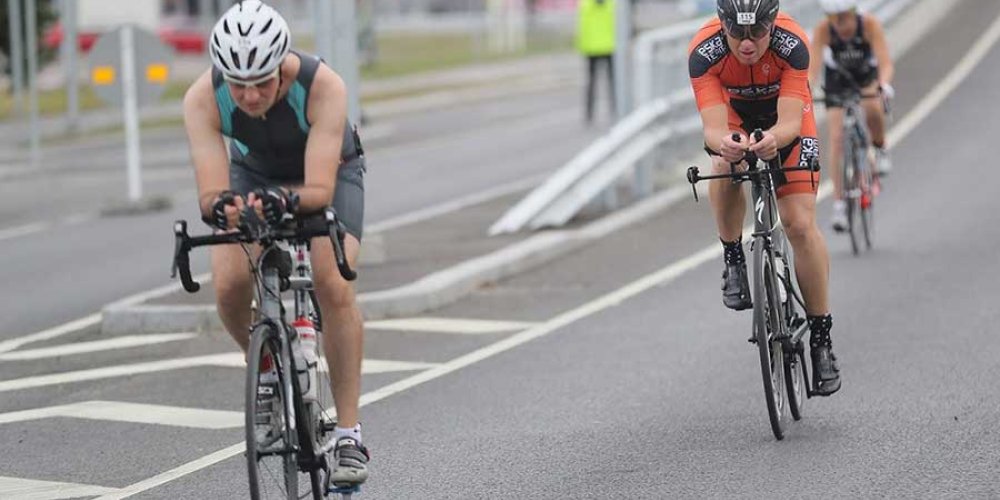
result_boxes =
[752,241,787,440]
[843,139,862,256]
[860,164,877,250]
[246,323,298,500]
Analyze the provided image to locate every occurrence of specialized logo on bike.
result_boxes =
[756,196,766,224]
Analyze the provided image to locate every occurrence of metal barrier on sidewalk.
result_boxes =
[490,0,916,236]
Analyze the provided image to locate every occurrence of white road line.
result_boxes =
[0,475,119,500]
[95,243,723,500]
[365,317,539,334]
[0,400,242,429]
[0,354,438,393]
[0,314,102,355]
[886,6,1000,149]
[366,174,547,234]
[0,222,49,242]
[94,14,1000,495]
[0,334,196,361]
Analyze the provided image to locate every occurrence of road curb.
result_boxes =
[100,182,691,335]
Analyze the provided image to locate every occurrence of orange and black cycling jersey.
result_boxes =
[687,13,812,131]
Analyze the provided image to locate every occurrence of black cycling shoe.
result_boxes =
[811,345,841,396]
[721,263,752,311]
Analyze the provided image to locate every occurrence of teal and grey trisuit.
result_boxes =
[212,50,366,240]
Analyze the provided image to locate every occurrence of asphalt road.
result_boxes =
[1,0,999,498]
[0,58,599,338]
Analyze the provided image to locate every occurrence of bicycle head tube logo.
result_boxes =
[756,196,766,224]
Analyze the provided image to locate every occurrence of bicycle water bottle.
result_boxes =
[291,318,319,403]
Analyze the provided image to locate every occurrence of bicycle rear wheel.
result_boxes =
[752,241,787,440]
[246,323,298,500]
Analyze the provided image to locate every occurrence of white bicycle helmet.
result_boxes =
[818,0,858,14]
[209,0,291,80]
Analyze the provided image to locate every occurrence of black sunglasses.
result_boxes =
[723,19,773,41]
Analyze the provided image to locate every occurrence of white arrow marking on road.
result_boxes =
[0,353,439,393]
[365,317,539,334]
[0,400,242,429]
[0,333,196,361]
[0,475,118,499]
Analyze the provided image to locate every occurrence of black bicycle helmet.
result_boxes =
[717,0,780,39]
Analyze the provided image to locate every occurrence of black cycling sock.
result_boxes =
[808,314,834,349]
[721,238,745,266]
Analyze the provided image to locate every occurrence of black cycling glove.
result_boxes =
[204,190,238,230]
[253,187,294,224]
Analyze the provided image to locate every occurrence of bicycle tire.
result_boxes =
[843,138,861,256]
[246,323,298,500]
[775,244,805,421]
[752,240,786,440]
[860,164,876,250]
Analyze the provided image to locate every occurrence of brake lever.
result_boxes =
[324,209,357,281]
[171,220,201,293]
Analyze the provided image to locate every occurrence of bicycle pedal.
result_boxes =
[747,336,757,344]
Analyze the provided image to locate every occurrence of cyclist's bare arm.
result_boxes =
[770,97,806,148]
[864,15,894,86]
[701,104,735,152]
[299,64,349,214]
[183,69,238,217]
[809,20,831,87]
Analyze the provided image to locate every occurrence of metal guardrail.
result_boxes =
[490,0,915,235]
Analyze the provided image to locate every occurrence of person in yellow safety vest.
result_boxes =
[576,0,616,124]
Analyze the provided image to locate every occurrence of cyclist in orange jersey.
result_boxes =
[688,0,840,395]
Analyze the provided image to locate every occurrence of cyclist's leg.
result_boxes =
[212,245,255,353]
[708,111,748,242]
[215,165,266,354]
[775,116,826,315]
[777,137,840,394]
[310,156,369,484]
[861,80,886,149]
[777,194,829,316]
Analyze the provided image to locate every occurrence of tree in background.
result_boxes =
[0,0,58,81]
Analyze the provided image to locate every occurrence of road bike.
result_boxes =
[172,207,360,499]
[821,74,885,255]
[687,130,823,440]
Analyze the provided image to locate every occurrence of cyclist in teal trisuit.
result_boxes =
[181,0,369,485]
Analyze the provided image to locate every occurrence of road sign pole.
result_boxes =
[120,25,143,202]
[25,0,40,164]
[7,0,25,117]
[332,0,361,124]
[62,0,79,132]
